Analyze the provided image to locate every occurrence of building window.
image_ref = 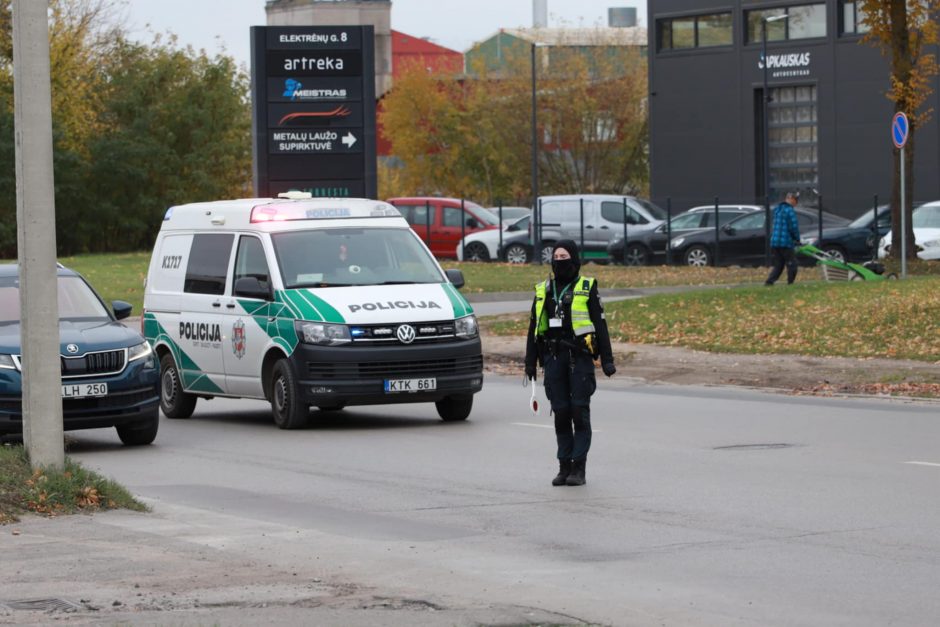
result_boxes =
[768,85,819,202]
[746,4,827,44]
[659,12,733,51]
[841,1,870,35]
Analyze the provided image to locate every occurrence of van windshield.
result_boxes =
[272,227,446,288]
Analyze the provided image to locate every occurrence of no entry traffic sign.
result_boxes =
[892,112,909,149]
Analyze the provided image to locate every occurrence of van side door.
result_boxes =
[177,233,235,395]
[223,235,273,398]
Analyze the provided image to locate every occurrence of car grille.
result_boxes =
[61,349,126,378]
[307,355,483,379]
[0,387,158,420]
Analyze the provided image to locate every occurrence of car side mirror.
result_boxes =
[466,218,479,229]
[722,225,736,235]
[445,268,465,290]
[507,223,519,232]
[112,300,132,320]
[234,277,271,300]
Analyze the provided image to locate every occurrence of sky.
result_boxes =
[122,0,648,70]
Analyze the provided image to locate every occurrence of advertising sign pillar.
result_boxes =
[251,26,377,199]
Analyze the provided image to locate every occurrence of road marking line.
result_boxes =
[904,461,940,468]
[510,422,602,433]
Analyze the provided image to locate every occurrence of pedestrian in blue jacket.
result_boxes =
[765,191,802,285]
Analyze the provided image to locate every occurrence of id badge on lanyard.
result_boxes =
[549,317,562,328]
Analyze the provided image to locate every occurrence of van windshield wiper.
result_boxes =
[375,280,423,285]
[289,282,355,288]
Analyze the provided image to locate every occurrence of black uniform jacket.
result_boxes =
[523,277,614,372]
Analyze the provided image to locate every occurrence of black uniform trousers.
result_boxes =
[543,347,596,462]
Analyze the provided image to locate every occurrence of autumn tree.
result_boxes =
[0,0,252,256]
[858,0,940,259]
[380,31,648,206]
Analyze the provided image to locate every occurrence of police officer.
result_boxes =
[524,240,616,486]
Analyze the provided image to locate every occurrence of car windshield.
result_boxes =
[0,275,110,324]
[669,213,704,230]
[630,198,668,221]
[272,227,445,288]
[848,211,876,228]
[913,205,940,228]
[493,207,530,221]
[507,215,530,230]
[471,204,499,226]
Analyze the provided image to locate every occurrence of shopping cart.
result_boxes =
[796,244,897,281]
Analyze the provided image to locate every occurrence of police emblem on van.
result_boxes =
[232,319,246,359]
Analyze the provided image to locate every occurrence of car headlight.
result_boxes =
[670,236,686,248]
[921,238,940,248]
[295,321,351,346]
[127,341,153,362]
[801,237,817,246]
[0,354,18,370]
[455,315,479,339]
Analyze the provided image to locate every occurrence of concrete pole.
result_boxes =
[13,0,64,469]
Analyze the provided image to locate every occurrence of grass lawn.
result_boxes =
[0,444,147,524]
[442,261,770,292]
[483,276,940,362]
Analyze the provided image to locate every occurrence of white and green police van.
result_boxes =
[143,195,483,429]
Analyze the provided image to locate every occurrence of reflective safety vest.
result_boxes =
[534,276,596,337]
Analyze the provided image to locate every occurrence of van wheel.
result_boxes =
[436,395,473,422]
[270,359,309,429]
[115,409,159,446]
[160,353,197,419]
[539,243,555,264]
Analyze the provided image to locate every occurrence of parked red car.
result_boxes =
[386,197,499,259]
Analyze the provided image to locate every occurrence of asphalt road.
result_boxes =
[4,377,940,626]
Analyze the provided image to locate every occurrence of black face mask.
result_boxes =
[552,258,578,283]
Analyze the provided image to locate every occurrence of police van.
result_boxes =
[143,195,483,429]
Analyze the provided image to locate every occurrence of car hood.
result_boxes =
[0,318,143,356]
[281,283,473,325]
[880,227,940,245]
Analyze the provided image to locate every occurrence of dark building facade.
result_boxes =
[647,0,940,218]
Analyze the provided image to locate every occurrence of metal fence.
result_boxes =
[448,194,889,268]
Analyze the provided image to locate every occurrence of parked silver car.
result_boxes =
[530,195,667,263]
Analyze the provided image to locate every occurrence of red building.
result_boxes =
[377,31,463,157]
[391,30,464,77]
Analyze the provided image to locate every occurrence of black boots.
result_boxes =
[552,459,586,486]
[565,459,586,486]
[552,459,572,486]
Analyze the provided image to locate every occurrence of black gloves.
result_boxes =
[525,365,536,381]
[602,362,616,377]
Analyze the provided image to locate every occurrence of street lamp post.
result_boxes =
[761,13,788,265]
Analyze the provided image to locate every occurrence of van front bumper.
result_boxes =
[290,338,484,407]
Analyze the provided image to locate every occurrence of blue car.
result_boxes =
[0,265,160,445]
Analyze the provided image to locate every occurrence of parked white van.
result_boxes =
[143,195,483,429]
